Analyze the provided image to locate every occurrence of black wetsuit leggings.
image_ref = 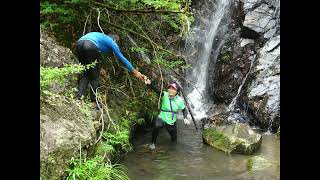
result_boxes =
[151,117,177,144]
[75,40,102,102]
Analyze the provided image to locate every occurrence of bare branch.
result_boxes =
[105,21,181,57]
[83,10,92,35]
[89,85,119,144]
[157,62,164,109]
[108,86,131,99]
[97,9,105,34]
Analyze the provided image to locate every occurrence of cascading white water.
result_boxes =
[184,0,232,119]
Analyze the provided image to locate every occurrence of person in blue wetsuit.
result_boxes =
[75,32,151,109]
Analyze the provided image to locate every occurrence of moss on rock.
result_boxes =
[203,123,262,155]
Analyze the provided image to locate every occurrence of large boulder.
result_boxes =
[40,94,96,180]
[203,123,262,155]
[40,27,79,95]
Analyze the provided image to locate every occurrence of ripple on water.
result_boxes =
[121,119,279,180]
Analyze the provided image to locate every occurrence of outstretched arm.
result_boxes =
[111,43,150,84]
[111,43,135,72]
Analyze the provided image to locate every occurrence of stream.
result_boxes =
[121,118,280,180]
[121,0,279,179]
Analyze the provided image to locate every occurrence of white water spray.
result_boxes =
[185,0,232,119]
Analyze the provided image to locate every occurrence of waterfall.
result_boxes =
[184,0,232,119]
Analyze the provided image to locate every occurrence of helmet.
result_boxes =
[168,82,181,92]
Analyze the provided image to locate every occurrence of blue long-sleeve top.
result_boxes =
[79,32,135,72]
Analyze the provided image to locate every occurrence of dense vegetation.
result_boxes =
[40,0,194,179]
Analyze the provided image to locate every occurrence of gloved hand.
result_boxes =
[133,70,151,84]
[184,118,190,125]
[140,74,151,85]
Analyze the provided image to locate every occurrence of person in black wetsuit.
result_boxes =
[75,32,151,109]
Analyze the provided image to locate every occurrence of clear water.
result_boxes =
[121,119,280,180]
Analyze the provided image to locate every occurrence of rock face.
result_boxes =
[40,27,97,179]
[208,0,280,132]
[243,3,276,33]
[203,123,262,155]
[40,27,79,95]
[246,35,280,130]
[40,27,77,67]
[40,95,96,180]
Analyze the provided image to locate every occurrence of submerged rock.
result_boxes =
[247,156,278,171]
[203,123,262,155]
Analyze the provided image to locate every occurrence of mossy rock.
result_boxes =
[203,123,262,155]
[40,94,96,179]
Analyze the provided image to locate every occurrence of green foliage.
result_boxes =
[78,100,93,120]
[97,143,115,155]
[130,47,149,54]
[162,15,179,30]
[125,111,145,126]
[66,155,129,180]
[141,0,181,10]
[115,87,158,125]
[40,0,90,47]
[107,0,183,11]
[153,51,190,69]
[102,130,132,153]
[155,58,184,69]
[41,1,196,176]
[40,62,96,92]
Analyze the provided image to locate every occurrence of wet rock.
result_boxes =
[243,3,276,34]
[207,0,280,133]
[207,103,230,117]
[203,123,262,155]
[242,0,262,13]
[247,35,280,130]
[40,27,79,95]
[240,38,254,47]
[202,114,228,129]
[264,27,277,39]
[209,30,255,104]
[90,109,102,121]
[247,156,278,171]
[276,126,280,138]
[40,95,96,179]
